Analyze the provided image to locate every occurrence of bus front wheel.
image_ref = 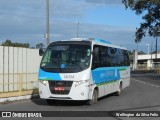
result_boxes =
[88,89,98,105]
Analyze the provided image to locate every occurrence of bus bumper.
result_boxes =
[38,80,91,101]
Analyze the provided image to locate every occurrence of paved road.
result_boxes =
[0,73,160,120]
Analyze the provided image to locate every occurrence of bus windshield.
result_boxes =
[40,43,91,73]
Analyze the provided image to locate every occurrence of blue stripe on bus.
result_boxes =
[91,66,128,84]
[95,38,111,44]
[38,69,62,81]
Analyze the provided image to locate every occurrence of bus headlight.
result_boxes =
[39,80,47,86]
[75,80,88,87]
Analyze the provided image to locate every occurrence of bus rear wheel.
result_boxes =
[115,82,122,96]
[88,89,98,105]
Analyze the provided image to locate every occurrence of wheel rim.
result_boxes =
[92,92,95,103]
[119,83,122,94]
[92,90,97,104]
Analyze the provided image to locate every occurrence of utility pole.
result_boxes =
[151,41,153,69]
[154,25,160,69]
[156,37,158,62]
[45,0,50,47]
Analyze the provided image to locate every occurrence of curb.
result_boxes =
[0,94,39,103]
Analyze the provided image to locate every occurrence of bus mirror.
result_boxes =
[39,48,45,56]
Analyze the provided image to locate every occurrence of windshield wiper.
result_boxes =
[74,63,83,70]
[45,58,63,72]
[47,58,59,66]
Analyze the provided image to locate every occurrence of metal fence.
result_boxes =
[0,46,42,98]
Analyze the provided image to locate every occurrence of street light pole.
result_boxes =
[76,22,79,38]
[45,0,50,47]
[146,44,150,54]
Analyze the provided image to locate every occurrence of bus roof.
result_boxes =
[54,38,111,44]
[49,38,127,50]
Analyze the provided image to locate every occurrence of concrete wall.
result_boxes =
[0,46,42,97]
[138,54,160,60]
[132,50,138,70]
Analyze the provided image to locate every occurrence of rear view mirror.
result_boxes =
[39,48,45,56]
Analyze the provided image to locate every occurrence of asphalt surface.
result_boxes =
[0,72,160,120]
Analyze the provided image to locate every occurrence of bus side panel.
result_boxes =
[92,66,130,97]
[122,77,130,89]
[111,80,119,93]
[97,85,105,98]
[92,67,120,97]
[120,67,130,89]
[104,83,112,96]
[92,68,120,84]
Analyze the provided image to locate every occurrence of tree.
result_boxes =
[1,39,12,46]
[1,39,30,48]
[128,50,145,55]
[128,50,133,55]
[36,43,44,49]
[138,51,145,55]
[122,0,160,42]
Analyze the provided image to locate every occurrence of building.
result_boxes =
[131,51,160,70]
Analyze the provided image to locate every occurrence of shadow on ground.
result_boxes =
[30,92,117,107]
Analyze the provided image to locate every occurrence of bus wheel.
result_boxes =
[88,89,98,105]
[115,82,122,96]
[46,99,57,105]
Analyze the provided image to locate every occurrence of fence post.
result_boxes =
[18,73,23,96]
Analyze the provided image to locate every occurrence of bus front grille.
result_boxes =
[48,81,73,95]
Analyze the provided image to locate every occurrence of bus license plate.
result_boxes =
[54,87,64,91]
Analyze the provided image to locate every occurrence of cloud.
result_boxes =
[50,21,135,44]
[84,0,123,5]
[50,0,88,17]
[0,0,94,45]
[0,0,152,52]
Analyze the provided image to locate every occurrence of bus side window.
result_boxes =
[92,46,100,69]
[123,50,130,66]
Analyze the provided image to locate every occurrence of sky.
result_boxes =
[0,0,158,53]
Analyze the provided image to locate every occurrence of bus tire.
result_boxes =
[88,89,98,105]
[115,82,122,96]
